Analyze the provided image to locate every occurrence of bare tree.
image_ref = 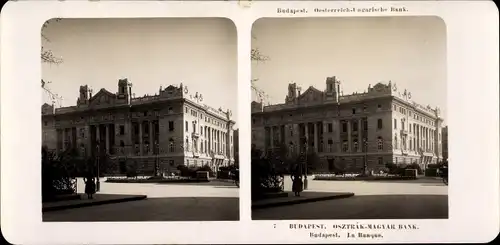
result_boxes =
[251,33,270,103]
[41,19,63,104]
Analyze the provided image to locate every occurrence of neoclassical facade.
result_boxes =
[42,78,236,175]
[251,76,444,173]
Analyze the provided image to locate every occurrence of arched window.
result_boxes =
[169,138,175,152]
[185,138,189,151]
[394,135,398,149]
[168,107,173,114]
[377,137,383,150]
[185,121,189,132]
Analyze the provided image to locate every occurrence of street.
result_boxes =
[43,178,239,221]
[252,177,448,220]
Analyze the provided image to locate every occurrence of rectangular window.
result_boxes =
[394,119,397,129]
[169,121,174,131]
[328,123,333,133]
[119,125,125,135]
[378,157,384,165]
[185,121,189,132]
[342,122,347,133]
[377,119,383,129]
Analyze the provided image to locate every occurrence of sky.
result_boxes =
[251,16,447,123]
[41,18,238,126]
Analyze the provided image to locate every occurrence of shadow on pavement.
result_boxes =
[43,197,240,222]
[213,186,239,189]
[420,183,448,187]
[355,178,446,184]
[154,180,235,187]
[252,194,448,220]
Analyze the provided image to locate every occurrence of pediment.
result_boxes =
[165,85,177,91]
[298,86,323,103]
[89,88,116,108]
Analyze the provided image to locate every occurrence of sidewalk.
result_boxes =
[252,191,355,210]
[42,194,147,212]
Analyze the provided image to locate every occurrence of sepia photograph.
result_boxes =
[40,18,240,222]
[250,17,449,220]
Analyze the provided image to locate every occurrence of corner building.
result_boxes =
[251,76,444,173]
[42,79,236,175]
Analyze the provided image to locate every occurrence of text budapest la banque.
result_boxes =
[251,76,444,173]
[41,78,236,175]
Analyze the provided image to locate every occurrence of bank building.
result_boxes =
[251,76,444,173]
[42,78,236,175]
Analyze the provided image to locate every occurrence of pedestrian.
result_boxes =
[291,166,303,197]
[83,172,96,199]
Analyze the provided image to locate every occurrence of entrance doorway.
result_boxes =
[328,159,334,172]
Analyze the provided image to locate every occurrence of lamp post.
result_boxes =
[302,136,308,190]
[154,141,160,177]
[95,145,100,192]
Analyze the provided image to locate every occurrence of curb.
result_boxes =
[42,195,148,212]
[252,193,355,210]
[106,179,210,184]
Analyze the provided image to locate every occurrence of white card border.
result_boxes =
[1,1,499,244]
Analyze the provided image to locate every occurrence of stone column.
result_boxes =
[105,124,110,154]
[85,125,91,157]
[304,123,309,151]
[149,121,154,154]
[419,125,423,149]
[216,130,219,154]
[96,125,100,151]
[347,121,352,152]
[358,119,363,152]
[269,127,274,150]
[61,128,67,151]
[139,121,143,155]
[333,120,340,152]
[313,123,318,153]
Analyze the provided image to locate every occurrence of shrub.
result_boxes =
[217,170,232,179]
[42,147,77,202]
[406,163,423,175]
[196,164,215,177]
[425,168,439,177]
[251,155,285,200]
[177,165,192,177]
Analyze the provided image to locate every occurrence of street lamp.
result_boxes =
[301,136,308,190]
[154,141,160,177]
[95,144,100,192]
